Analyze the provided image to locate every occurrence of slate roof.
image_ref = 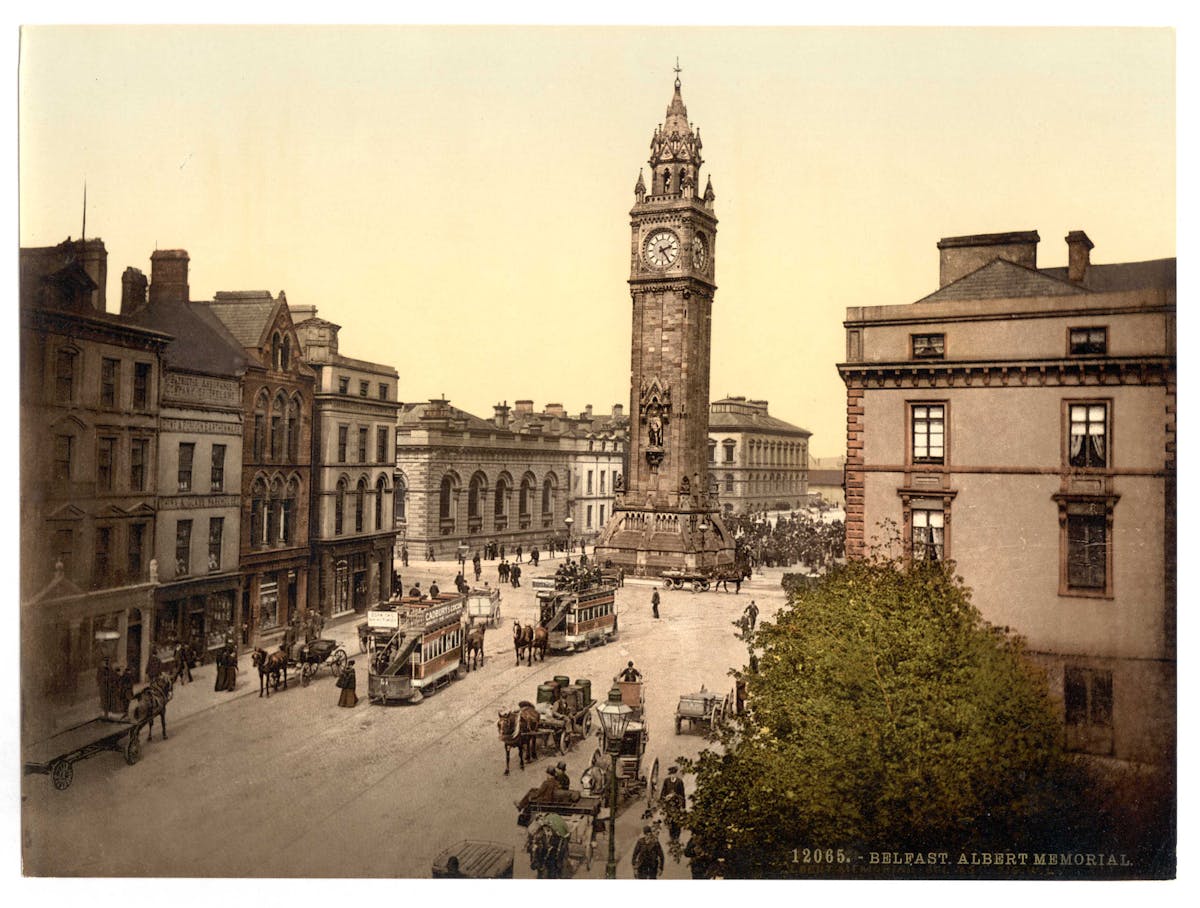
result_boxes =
[203,293,280,348]
[126,299,248,377]
[1040,258,1176,293]
[917,259,1088,304]
[395,400,498,433]
[709,407,811,436]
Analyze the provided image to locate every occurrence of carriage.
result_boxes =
[465,587,502,628]
[675,686,732,734]
[525,809,597,876]
[290,638,349,686]
[582,679,659,806]
[534,676,596,750]
[431,840,514,879]
[24,714,150,791]
[661,569,711,592]
[535,572,618,653]
[366,593,467,703]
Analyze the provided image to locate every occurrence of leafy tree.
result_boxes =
[681,554,1099,878]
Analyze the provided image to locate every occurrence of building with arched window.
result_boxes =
[204,290,314,646]
[394,399,627,561]
[707,396,811,516]
[295,307,398,618]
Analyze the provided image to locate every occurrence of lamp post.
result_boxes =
[595,687,633,879]
[698,518,709,571]
[564,515,574,558]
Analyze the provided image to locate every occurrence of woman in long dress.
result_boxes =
[337,661,358,708]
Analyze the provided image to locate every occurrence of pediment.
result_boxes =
[29,572,84,604]
[46,502,86,521]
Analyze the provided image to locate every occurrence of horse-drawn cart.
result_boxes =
[675,686,732,734]
[535,677,596,749]
[291,638,349,686]
[661,569,711,593]
[23,715,149,791]
[465,587,502,628]
[581,679,658,806]
[526,809,596,876]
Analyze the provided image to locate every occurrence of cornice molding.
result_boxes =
[837,357,1174,390]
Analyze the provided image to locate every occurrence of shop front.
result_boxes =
[153,574,241,665]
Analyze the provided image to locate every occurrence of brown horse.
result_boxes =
[251,647,289,697]
[513,621,532,665]
[465,621,486,671]
[497,700,541,774]
[132,675,173,741]
[531,625,549,663]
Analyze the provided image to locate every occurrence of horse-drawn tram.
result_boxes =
[534,567,618,653]
[365,593,467,704]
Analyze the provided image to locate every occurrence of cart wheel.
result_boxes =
[701,581,711,592]
[691,580,703,593]
[301,664,313,687]
[455,664,468,680]
[648,757,660,803]
[331,649,348,675]
[582,711,592,733]
[558,729,569,754]
[585,836,594,871]
[51,760,73,790]
[590,747,601,768]
[661,579,671,589]
[125,729,142,765]
[711,701,724,729]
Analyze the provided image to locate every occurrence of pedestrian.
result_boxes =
[499,560,509,583]
[745,600,759,631]
[430,580,440,598]
[651,589,660,619]
[172,641,192,685]
[115,666,135,717]
[282,617,298,661]
[214,647,227,692]
[454,571,465,593]
[401,545,409,567]
[660,766,686,841]
[511,563,521,588]
[336,659,358,707]
[531,546,539,567]
[222,643,238,691]
[617,567,624,588]
[427,545,435,562]
[500,544,506,561]
[516,545,523,563]
[734,573,742,594]
[473,558,482,582]
[409,581,423,598]
[632,825,664,879]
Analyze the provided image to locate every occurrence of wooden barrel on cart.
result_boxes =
[576,678,591,704]
[553,675,570,689]
[537,683,558,704]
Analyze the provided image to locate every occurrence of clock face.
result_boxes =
[643,229,681,268]
[692,233,708,270]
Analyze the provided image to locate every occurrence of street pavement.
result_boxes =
[21,553,789,879]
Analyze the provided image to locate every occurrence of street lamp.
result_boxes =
[595,687,633,879]
[698,518,709,570]
[564,515,574,558]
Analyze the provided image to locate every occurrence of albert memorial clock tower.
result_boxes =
[596,68,735,576]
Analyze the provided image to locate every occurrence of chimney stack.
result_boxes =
[937,231,1040,287]
[612,403,624,419]
[515,400,534,415]
[584,404,593,418]
[1066,230,1094,283]
[120,267,148,315]
[493,401,511,429]
[149,249,190,306]
[544,403,565,417]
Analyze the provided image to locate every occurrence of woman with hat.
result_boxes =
[336,659,358,707]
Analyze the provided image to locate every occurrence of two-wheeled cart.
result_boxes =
[23,715,149,791]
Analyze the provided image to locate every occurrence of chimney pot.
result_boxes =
[1066,230,1094,282]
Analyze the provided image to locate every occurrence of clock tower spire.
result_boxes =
[595,68,734,577]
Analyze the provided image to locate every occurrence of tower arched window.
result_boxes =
[439,476,454,521]
[519,477,532,517]
[281,336,291,371]
[394,475,407,524]
[662,169,671,192]
[355,478,367,534]
[271,333,282,370]
[542,478,553,515]
[468,474,483,519]
[494,476,509,529]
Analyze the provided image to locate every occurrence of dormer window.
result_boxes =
[911,333,945,359]
[1069,327,1107,356]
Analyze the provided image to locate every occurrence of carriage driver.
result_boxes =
[515,767,562,810]
[554,761,571,790]
[620,661,642,682]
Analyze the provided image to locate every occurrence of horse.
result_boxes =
[513,621,532,666]
[498,700,541,774]
[526,820,570,879]
[714,564,752,593]
[132,674,173,741]
[465,621,486,671]
[530,625,549,664]
[251,647,289,697]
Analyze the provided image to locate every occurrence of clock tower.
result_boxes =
[595,68,735,576]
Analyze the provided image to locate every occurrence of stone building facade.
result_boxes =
[19,237,171,738]
[596,73,734,574]
[294,307,399,617]
[203,291,315,646]
[394,400,627,562]
[707,396,811,516]
[837,229,1175,769]
[123,250,248,664]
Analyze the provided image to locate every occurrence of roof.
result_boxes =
[125,299,248,377]
[917,258,1087,304]
[202,292,280,348]
[708,407,811,437]
[396,400,498,433]
[1040,258,1175,293]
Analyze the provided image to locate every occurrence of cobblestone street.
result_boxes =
[21,558,790,879]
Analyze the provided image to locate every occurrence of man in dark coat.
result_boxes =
[473,553,482,581]
[409,581,423,598]
[401,545,409,567]
[511,563,521,588]
[632,825,664,879]
[429,580,440,598]
[515,767,561,810]
[516,545,523,563]
[744,600,759,631]
[620,661,642,682]
[337,660,358,707]
[651,589,661,619]
[172,641,192,684]
[660,766,687,841]
[554,760,571,790]
[530,547,539,567]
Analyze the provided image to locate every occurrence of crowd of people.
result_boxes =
[729,510,845,572]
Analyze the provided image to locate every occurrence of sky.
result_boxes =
[17,26,1175,458]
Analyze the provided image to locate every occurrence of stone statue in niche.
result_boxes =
[647,407,663,448]
[614,473,623,492]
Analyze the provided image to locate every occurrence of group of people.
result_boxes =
[497,560,523,587]
[96,658,136,718]
[728,511,846,572]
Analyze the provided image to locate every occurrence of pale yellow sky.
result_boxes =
[18,26,1175,457]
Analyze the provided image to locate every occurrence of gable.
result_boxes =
[917,259,1089,304]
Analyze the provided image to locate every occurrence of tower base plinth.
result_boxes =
[593,507,734,577]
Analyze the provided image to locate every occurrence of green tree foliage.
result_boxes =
[683,555,1093,878]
